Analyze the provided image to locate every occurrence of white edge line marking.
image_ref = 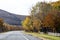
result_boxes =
[22,35,29,40]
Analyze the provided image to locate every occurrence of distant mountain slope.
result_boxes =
[0,9,26,25]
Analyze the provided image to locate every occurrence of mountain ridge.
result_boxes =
[0,9,26,26]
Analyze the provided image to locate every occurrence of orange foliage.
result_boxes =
[43,14,55,27]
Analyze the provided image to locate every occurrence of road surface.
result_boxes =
[0,31,42,40]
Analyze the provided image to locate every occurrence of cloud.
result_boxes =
[0,0,58,15]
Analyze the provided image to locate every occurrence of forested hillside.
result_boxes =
[0,9,26,25]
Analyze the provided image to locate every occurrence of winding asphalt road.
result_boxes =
[0,31,42,40]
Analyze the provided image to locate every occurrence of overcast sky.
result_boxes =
[0,0,58,15]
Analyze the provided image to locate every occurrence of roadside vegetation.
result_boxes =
[22,0,60,40]
[0,18,22,32]
[22,0,60,33]
[25,32,60,40]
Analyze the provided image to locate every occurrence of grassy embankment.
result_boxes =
[24,32,60,40]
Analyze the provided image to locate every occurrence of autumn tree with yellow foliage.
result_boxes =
[22,16,33,31]
[33,18,41,32]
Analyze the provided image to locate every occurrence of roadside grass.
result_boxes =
[24,32,60,40]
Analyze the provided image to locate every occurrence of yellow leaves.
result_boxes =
[24,17,30,25]
[22,16,31,30]
[52,1,60,6]
[33,18,41,30]
[33,19,40,27]
[51,1,60,10]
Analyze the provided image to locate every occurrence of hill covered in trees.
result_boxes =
[0,9,26,26]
